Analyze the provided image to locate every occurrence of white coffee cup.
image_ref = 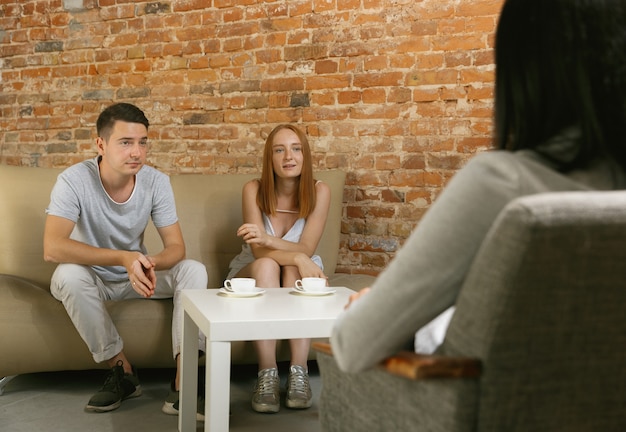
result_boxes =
[224,277,256,293]
[294,277,328,292]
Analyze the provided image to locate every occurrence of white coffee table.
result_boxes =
[178,286,355,432]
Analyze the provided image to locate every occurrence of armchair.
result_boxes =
[315,191,626,432]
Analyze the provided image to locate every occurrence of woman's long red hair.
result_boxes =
[257,124,316,218]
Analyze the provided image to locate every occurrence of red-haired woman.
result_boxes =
[226,124,331,413]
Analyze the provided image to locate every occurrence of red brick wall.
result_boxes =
[0,0,503,275]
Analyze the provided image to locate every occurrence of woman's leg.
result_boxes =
[238,257,282,370]
[282,265,310,367]
[282,265,313,409]
[238,258,282,413]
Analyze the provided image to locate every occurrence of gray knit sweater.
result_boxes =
[331,138,625,373]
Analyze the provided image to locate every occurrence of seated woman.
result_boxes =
[330,0,626,373]
[226,124,331,412]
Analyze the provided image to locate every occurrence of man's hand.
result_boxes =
[126,253,156,297]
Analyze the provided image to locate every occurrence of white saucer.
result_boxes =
[218,287,265,298]
[291,288,336,296]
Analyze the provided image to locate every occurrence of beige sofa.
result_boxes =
[0,164,374,383]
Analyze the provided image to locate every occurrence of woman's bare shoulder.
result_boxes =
[315,179,331,195]
[243,178,261,191]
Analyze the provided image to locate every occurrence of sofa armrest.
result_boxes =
[312,342,481,380]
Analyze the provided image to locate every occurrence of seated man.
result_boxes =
[43,102,207,417]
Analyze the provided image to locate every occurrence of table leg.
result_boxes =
[205,341,231,432]
[179,309,199,432]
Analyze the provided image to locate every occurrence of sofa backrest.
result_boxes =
[0,165,61,287]
[440,191,626,431]
[144,169,346,287]
[0,163,345,290]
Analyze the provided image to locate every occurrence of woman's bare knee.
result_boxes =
[250,257,281,286]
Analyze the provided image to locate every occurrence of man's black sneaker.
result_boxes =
[162,380,205,421]
[85,360,141,412]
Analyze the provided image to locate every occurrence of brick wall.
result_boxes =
[0,0,503,275]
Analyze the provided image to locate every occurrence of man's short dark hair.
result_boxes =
[96,103,149,140]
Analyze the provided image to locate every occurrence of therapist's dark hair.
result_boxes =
[494,0,626,171]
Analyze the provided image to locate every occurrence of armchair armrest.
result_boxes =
[312,342,481,380]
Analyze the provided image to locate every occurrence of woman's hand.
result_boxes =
[345,287,371,309]
[237,223,270,247]
[294,252,327,279]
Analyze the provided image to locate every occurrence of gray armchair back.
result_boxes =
[318,191,626,432]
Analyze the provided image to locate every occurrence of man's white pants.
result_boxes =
[50,259,207,363]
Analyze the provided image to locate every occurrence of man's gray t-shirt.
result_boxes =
[46,156,178,282]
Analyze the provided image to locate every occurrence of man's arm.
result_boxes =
[43,214,170,297]
[43,214,139,267]
[151,221,186,271]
